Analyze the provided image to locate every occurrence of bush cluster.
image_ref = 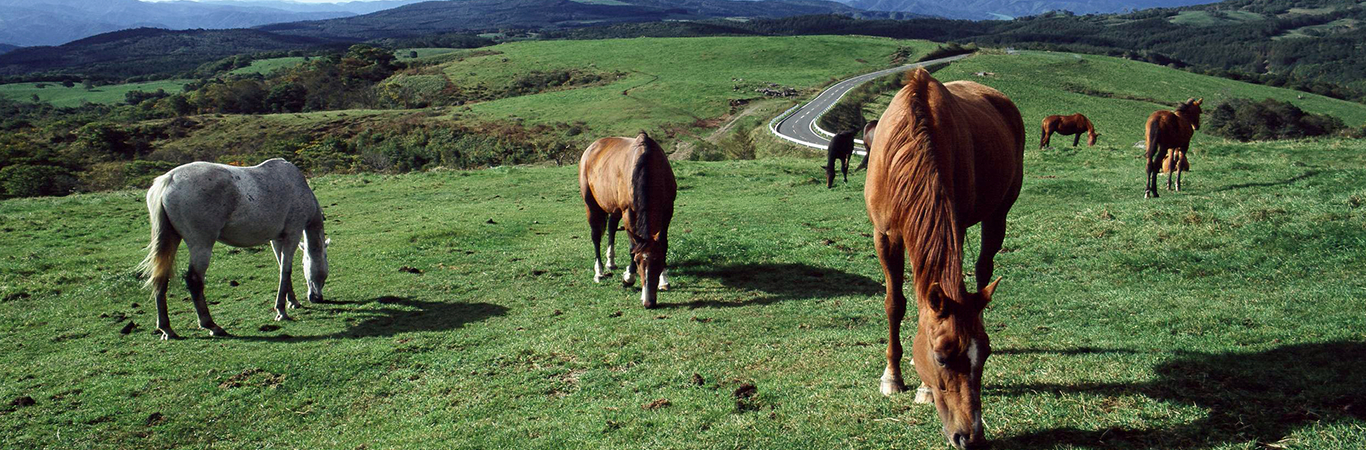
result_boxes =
[1205,98,1346,142]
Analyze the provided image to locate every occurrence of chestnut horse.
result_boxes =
[865,69,1023,450]
[1039,113,1098,148]
[579,132,677,308]
[1144,98,1202,198]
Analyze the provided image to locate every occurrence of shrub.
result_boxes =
[0,164,78,198]
[1206,98,1346,142]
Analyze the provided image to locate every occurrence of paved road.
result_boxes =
[769,54,970,155]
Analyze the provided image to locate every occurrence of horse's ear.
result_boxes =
[1194,98,1203,106]
[979,277,1001,308]
[926,282,950,318]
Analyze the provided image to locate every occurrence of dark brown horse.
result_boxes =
[865,68,1023,450]
[824,130,858,188]
[579,132,677,308]
[1144,98,1202,198]
[1039,113,1098,148]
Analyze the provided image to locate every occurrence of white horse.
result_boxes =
[138,158,329,340]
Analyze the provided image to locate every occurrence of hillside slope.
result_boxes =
[0,28,338,78]
[258,0,859,40]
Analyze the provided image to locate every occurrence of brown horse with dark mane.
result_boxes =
[579,132,677,308]
[1039,113,1098,148]
[1144,98,1202,198]
[865,68,1023,450]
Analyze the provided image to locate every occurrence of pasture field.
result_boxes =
[227,57,308,76]
[3,133,1366,448]
[864,51,1366,150]
[430,36,939,136]
[0,79,191,107]
[394,48,463,61]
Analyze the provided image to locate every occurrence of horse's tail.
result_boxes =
[630,131,657,250]
[137,173,180,289]
[1144,116,1160,164]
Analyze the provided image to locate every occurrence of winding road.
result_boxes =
[769,54,970,155]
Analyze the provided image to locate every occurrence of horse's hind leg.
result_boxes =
[873,232,910,397]
[976,215,1008,291]
[185,242,229,337]
[605,213,621,271]
[841,154,849,183]
[588,207,607,283]
[271,236,301,321]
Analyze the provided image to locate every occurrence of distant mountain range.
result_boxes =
[0,44,17,55]
[0,0,355,46]
[0,28,334,77]
[258,0,862,41]
[841,0,1220,20]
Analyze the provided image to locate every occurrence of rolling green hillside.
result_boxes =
[427,36,938,136]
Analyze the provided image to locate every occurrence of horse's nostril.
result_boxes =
[952,433,968,449]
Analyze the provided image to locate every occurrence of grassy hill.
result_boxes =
[2,135,1364,447]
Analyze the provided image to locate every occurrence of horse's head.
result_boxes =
[301,235,329,303]
[913,278,999,450]
[1179,98,1204,130]
[627,232,667,308]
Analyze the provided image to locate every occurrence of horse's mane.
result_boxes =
[880,69,965,302]
[1174,99,1196,114]
[630,131,659,252]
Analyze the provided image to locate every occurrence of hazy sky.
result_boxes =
[140,0,393,3]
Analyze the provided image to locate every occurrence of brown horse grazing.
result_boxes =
[1039,113,1098,148]
[824,130,858,188]
[853,119,878,172]
[579,132,677,308]
[1144,98,1202,198]
[865,68,1023,450]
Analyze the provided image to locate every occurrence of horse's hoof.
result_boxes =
[594,275,603,283]
[658,284,669,291]
[275,312,293,322]
[208,326,232,337]
[880,377,906,396]
[914,386,934,404]
[642,300,657,309]
[287,301,302,309]
[606,264,618,271]
[157,329,180,341]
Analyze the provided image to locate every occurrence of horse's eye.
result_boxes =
[934,353,950,367]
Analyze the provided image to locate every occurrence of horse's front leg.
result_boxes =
[605,213,621,272]
[1073,133,1081,147]
[841,155,849,183]
[873,232,909,396]
[185,242,229,337]
[271,236,301,321]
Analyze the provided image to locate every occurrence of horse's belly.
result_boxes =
[217,216,284,247]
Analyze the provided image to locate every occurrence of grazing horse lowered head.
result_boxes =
[138,158,329,340]
[865,68,1024,450]
[579,131,677,308]
[1144,98,1202,198]
[824,129,858,188]
[1040,113,1098,148]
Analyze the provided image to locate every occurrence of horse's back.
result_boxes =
[1146,110,1192,147]
[944,80,1025,217]
[579,137,637,213]
[158,159,318,247]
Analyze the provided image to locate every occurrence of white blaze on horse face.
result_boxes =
[967,338,984,374]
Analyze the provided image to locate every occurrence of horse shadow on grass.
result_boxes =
[987,341,1366,449]
[658,261,883,309]
[1212,170,1321,193]
[237,296,506,341]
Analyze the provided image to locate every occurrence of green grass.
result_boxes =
[1169,10,1266,26]
[227,57,307,76]
[2,133,1365,448]
[865,51,1366,149]
[1274,18,1360,40]
[0,79,191,107]
[432,36,939,136]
